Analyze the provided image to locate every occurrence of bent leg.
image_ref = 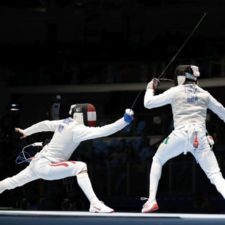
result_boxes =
[75,163,113,212]
[34,159,99,203]
[34,159,88,180]
[77,172,98,203]
[0,166,37,194]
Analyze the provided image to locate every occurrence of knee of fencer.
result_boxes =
[76,162,87,175]
[153,155,165,166]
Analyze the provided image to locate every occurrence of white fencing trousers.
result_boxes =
[150,125,225,200]
[0,157,87,192]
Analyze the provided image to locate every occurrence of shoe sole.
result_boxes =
[89,207,114,213]
[90,210,114,213]
[142,203,159,213]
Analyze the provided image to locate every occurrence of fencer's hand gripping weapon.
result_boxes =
[124,108,134,123]
[130,12,207,110]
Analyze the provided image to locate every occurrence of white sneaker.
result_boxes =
[89,201,114,213]
[141,199,159,213]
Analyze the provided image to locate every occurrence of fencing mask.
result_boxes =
[174,65,200,85]
[69,103,96,126]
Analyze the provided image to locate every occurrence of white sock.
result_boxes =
[149,160,162,202]
[76,173,99,203]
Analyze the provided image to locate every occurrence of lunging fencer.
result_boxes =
[142,65,225,213]
[0,103,134,213]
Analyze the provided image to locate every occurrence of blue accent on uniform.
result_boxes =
[124,113,133,123]
[63,117,73,124]
[187,96,198,103]
[58,124,64,132]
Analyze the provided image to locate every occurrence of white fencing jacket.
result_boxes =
[22,117,128,162]
[144,84,225,130]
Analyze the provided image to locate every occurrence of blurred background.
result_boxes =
[0,0,225,213]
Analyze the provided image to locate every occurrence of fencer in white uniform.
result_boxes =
[0,103,134,213]
[142,65,225,213]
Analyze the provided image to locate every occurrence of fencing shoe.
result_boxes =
[141,199,159,213]
[89,201,114,213]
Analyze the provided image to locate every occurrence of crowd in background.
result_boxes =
[0,32,225,86]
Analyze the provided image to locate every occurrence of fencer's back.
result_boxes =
[171,84,209,129]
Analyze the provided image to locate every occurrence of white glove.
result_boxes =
[123,109,134,123]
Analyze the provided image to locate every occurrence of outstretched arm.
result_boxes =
[74,109,134,141]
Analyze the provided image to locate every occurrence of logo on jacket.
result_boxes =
[187,96,198,103]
